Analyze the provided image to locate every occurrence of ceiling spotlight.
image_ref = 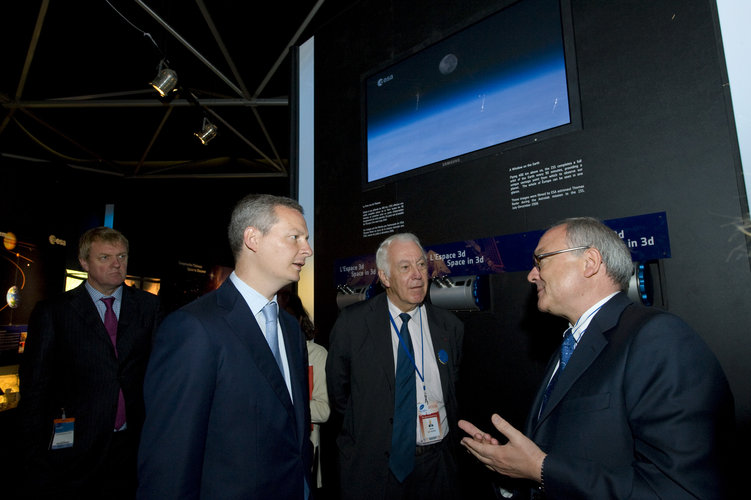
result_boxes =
[194,118,218,145]
[150,68,178,97]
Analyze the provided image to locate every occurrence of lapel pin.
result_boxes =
[438,349,448,365]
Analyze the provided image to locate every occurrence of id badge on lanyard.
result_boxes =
[50,409,75,450]
[418,399,442,442]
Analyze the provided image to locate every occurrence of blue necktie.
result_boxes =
[262,302,284,374]
[389,312,416,482]
[539,328,575,414]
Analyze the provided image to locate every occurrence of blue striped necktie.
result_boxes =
[540,328,575,414]
[389,312,416,482]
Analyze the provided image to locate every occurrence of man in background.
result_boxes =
[137,194,313,499]
[460,217,734,499]
[327,232,464,500]
[19,226,161,499]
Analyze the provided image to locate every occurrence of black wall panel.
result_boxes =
[312,0,750,485]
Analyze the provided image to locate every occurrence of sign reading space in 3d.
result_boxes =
[334,211,671,286]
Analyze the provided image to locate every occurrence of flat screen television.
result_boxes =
[362,0,580,188]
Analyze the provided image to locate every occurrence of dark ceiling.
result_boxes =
[0,0,353,180]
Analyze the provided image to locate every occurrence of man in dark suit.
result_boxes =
[459,217,734,499]
[326,232,464,500]
[137,194,314,499]
[19,226,161,499]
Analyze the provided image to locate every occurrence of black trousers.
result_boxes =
[29,429,139,500]
[385,439,460,500]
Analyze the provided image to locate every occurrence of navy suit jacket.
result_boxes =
[19,283,161,491]
[523,293,734,499]
[326,293,463,500]
[137,279,311,500]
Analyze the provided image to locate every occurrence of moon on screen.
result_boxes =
[438,54,458,75]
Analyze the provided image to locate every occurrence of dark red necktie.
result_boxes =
[101,297,126,429]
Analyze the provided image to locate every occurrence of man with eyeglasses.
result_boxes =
[459,217,734,499]
[19,227,161,499]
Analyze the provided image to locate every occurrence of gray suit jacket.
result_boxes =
[326,292,463,500]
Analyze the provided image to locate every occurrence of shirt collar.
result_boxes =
[386,297,419,322]
[568,292,619,341]
[229,271,275,316]
[85,281,123,302]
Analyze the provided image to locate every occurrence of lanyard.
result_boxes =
[389,306,425,385]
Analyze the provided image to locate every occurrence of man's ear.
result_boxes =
[583,247,604,278]
[244,226,259,252]
[378,269,390,289]
[79,258,89,272]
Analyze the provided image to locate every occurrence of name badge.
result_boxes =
[50,418,75,450]
[417,401,442,442]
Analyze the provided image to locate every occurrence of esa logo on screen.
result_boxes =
[377,74,394,87]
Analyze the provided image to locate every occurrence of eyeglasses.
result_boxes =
[533,246,590,270]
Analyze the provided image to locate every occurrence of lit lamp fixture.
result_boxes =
[150,67,178,97]
[194,118,218,145]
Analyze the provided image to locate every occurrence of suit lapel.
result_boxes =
[373,299,450,396]
[425,304,451,398]
[280,311,307,445]
[525,353,558,434]
[115,286,140,358]
[369,294,397,391]
[70,284,115,353]
[532,293,629,431]
[218,281,297,420]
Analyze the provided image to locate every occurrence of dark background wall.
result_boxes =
[1,0,748,496]
[312,0,750,492]
[0,162,291,324]
[0,161,291,497]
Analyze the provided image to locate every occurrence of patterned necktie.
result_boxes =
[101,297,126,429]
[262,302,284,374]
[389,312,416,482]
[539,328,575,415]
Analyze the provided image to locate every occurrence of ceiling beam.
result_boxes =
[201,106,286,174]
[128,172,288,179]
[195,0,251,100]
[135,0,245,98]
[2,98,287,109]
[136,107,174,175]
[14,0,50,100]
[253,0,327,99]
[0,0,50,135]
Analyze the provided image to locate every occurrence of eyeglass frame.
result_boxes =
[533,246,591,270]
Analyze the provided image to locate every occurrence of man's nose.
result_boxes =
[527,266,539,283]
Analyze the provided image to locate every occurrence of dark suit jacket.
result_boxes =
[326,293,464,500]
[137,279,312,500]
[523,292,734,499]
[19,282,161,492]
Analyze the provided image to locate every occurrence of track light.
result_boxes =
[194,118,218,145]
[150,67,178,97]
